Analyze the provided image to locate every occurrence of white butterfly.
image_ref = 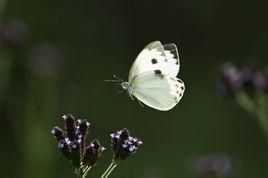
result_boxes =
[108,41,185,111]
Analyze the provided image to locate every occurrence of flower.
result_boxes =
[51,114,105,168]
[194,154,232,177]
[110,128,143,162]
[217,63,242,97]
[241,65,268,93]
[83,139,106,166]
[218,62,268,97]
[0,19,27,47]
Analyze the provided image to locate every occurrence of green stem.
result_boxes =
[235,91,256,115]
[255,94,268,137]
[105,163,117,177]
[75,166,92,178]
[236,91,268,138]
[101,161,118,178]
[75,168,85,178]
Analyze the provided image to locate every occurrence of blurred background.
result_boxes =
[1,0,268,177]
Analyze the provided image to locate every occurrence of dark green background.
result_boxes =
[1,0,268,177]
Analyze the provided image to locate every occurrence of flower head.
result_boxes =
[111,128,143,162]
[51,114,105,168]
[0,19,27,47]
[218,62,268,97]
[217,63,242,97]
[194,154,232,177]
[83,139,106,166]
[241,65,268,93]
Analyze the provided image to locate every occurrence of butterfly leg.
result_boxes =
[128,92,144,107]
[128,92,135,100]
[137,99,144,108]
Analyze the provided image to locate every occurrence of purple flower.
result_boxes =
[241,65,268,93]
[0,19,27,47]
[83,139,105,166]
[218,62,268,97]
[51,126,65,141]
[194,154,232,176]
[51,114,104,168]
[218,63,242,97]
[57,139,71,160]
[111,128,143,162]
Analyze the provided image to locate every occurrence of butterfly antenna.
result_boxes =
[113,75,124,82]
[101,75,124,83]
[102,79,121,83]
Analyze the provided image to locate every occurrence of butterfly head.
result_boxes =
[120,81,134,99]
[121,82,130,90]
[103,75,134,96]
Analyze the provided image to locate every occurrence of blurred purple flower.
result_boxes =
[218,62,268,97]
[221,63,242,89]
[241,65,268,93]
[217,63,242,97]
[0,19,27,47]
[194,154,232,177]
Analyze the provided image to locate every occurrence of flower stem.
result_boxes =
[236,91,268,138]
[75,166,92,178]
[235,91,256,115]
[255,94,268,137]
[101,161,118,178]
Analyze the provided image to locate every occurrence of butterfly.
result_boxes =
[107,41,185,111]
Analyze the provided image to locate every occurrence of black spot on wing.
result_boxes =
[179,93,183,97]
[180,86,184,91]
[151,58,157,64]
[154,70,162,74]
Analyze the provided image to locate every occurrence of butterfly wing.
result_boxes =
[128,41,180,82]
[131,72,185,111]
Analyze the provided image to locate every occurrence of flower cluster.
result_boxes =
[218,63,268,97]
[111,128,143,163]
[52,115,143,178]
[51,114,105,169]
[218,62,268,137]
[0,20,27,47]
[194,154,232,177]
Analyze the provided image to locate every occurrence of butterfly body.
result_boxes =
[115,41,185,111]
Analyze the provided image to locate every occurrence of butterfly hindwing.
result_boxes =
[128,41,180,82]
[131,72,185,111]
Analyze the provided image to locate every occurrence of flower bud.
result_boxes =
[83,139,105,166]
[51,127,65,141]
[63,114,76,141]
[77,119,90,138]
[58,139,71,160]
[111,128,143,162]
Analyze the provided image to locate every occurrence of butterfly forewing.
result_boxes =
[128,41,180,82]
[163,43,180,76]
